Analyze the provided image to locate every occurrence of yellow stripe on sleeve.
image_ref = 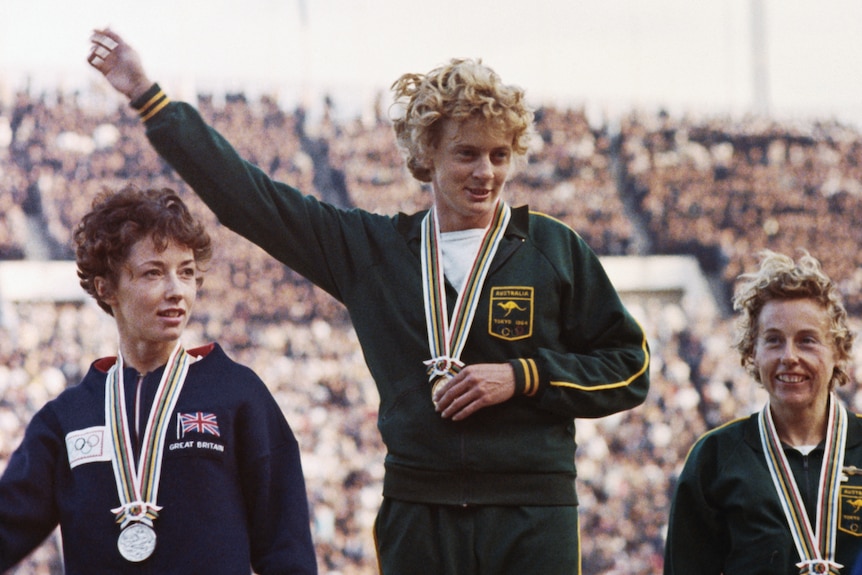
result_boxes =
[518,358,540,396]
[138,90,171,122]
[550,325,650,392]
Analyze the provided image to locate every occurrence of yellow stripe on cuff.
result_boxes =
[138,91,170,122]
[519,358,539,396]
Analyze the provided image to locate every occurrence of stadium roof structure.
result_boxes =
[601,255,719,321]
[0,261,85,304]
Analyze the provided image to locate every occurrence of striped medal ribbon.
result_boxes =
[421,200,510,396]
[758,394,847,575]
[105,342,191,562]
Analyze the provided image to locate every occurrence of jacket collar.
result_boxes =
[742,407,862,452]
[94,343,217,374]
[397,204,530,245]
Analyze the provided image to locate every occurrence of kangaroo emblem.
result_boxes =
[849,499,862,513]
[497,301,527,317]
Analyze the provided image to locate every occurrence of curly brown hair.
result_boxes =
[732,250,854,388]
[74,186,212,315]
[390,58,535,183]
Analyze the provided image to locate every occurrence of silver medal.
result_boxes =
[117,522,157,562]
[106,346,190,564]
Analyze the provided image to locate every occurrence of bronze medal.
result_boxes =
[760,395,847,575]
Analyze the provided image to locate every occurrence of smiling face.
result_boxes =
[97,235,198,370]
[753,298,837,415]
[427,116,514,232]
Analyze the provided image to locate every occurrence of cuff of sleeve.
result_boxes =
[510,358,540,397]
[130,83,170,123]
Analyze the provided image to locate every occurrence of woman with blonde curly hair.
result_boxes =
[89,30,650,574]
[390,58,534,185]
[665,250,862,575]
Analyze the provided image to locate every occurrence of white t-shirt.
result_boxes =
[440,228,485,293]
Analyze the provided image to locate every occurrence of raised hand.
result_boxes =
[88,29,153,101]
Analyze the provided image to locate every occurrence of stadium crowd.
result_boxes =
[2,82,862,574]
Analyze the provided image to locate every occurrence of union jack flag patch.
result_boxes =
[177,412,221,438]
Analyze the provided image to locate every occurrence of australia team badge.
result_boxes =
[839,484,862,537]
[489,286,533,341]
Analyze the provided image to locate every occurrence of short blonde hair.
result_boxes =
[390,58,534,182]
[732,250,854,388]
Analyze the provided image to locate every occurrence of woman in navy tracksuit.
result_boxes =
[0,187,317,574]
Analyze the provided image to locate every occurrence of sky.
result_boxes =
[1,0,861,128]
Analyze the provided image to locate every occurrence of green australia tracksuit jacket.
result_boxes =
[131,84,650,507]
[665,412,862,574]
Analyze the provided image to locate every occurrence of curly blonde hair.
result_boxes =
[390,58,534,183]
[732,250,854,388]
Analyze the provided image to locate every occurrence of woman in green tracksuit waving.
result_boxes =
[88,28,650,575]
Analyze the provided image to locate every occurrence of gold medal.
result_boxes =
[431,374,450,398]
[421,202,510,406]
